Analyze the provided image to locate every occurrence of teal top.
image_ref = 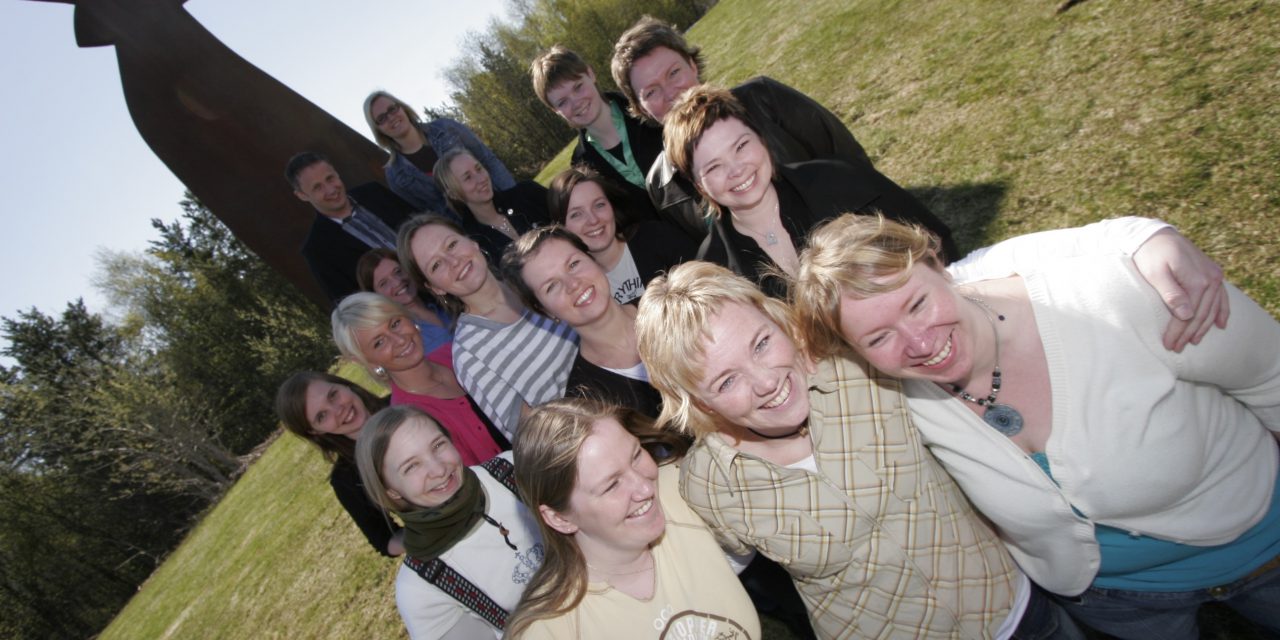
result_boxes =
[585,101,645,188]
[1030,451,1280,591]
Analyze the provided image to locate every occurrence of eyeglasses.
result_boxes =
[373,103,401,126]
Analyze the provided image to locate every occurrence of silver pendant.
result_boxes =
[764,231,779,246]
[983,404,1024,436]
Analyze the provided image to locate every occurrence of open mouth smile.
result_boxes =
[628,499,653,519]
[730,174,756,193]
[761,376,792,409]
[920,334,953,368]
[574,286,595,307]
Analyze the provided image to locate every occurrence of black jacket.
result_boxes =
[565,354,663,419]
[458,181,550,262]
[329,458,401,557]
[647,76,873,241]
[300,182,415,306]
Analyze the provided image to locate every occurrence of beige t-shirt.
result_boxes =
[523,463,760,639]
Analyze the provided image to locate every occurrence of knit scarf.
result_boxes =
[397,466,485,560]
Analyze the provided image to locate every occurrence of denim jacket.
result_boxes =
[383,118,515,215]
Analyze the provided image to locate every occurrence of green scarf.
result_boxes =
[397,466,485,560]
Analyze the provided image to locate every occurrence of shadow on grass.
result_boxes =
[906,181,1008,257]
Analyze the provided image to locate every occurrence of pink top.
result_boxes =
[389,377,503,466]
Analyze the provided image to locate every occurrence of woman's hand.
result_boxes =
[1132,228,1230,352]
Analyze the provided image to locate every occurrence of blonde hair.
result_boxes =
[661,85,772,219]
[793,214,943,361]
[635,261,795,437]
[330,292,413,371]
[432,147,480,213]
[507,398,686,637]
[362,90,423,152]
[530,45,593,108]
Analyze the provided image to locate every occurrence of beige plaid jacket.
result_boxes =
[680,356,1020,639]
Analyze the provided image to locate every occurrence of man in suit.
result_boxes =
[285,151,415,305]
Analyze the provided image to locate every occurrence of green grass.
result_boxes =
[103,2,1280,638]
[99,362,403,640]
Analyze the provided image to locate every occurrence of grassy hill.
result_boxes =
[105,1,1279,638]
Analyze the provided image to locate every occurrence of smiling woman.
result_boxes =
[661,86,956,298]
[395,215,579,440]
[363,89,514,215]
[635,261,1039,640]
[275,371,401,556]
[791,214,1280,638]
[356,406,543,640]
[331,292,508,464]
[546,167,695,306]
[500,226,665,418]
[434,148,551,260]
[505,398,758,640]
[356,248,453,358]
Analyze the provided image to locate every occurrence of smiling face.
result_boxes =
[409,224,489,299]
[838,264,976,386]
[691,117,773,213]
[521,238,611,327]
[628,46,699,123]
[292,160,350,219]
[446,154,493,206]
[372,258,416,306]
[353,314,423,374]
[381,417,465,509]
[547,418,665,555]
[303,380,369,440]
[371,96,411,140]
[563,180,620,254]
[694,301,810,435]
[545,69,607,130]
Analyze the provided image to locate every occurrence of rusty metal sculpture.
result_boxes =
[34,0,389,306]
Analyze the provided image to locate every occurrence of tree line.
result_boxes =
[0,198,333,638]
[0,1,718,636]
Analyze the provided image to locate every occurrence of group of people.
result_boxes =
[272,14,1280,640]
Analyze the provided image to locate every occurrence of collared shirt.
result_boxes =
[333,199,397,249]
[585,101,645,188]
[679,356,1021,639]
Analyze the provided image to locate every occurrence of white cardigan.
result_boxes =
[909,254,1280,596]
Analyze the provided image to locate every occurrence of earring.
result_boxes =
[373,366,387,378]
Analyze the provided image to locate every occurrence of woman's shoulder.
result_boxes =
[518,613,577,640]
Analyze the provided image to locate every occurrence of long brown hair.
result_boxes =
[506,398,687,636]
[275,371,388,463]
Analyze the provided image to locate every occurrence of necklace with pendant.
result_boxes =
[950,296,1024,437]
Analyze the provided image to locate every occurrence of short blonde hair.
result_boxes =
[331,292,413,370]
[793,214,943,361]
[530,45,593,109]
[635,261,795,437]
[661,85,772,218]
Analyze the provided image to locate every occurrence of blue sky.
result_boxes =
[0,0,509,341]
